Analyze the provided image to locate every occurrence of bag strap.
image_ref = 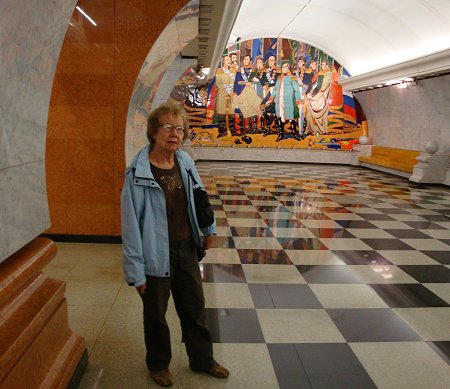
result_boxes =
[186,169,200,189]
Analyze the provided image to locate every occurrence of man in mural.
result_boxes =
[229,52,239,71]
[260,84,276,136]
[304,59,333,135]
[215,54,236,137]
[294,55,307,138]
[250,56,265,98]
[233,54,262,133]
[261,55,278,94]
[270,61,302,142]
[250,56,268,133]
[267,55,276,70]
[301,58,318,136]
[302,59,318,96]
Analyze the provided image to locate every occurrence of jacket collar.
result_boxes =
[132,145,194,179]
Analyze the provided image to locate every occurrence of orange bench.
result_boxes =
[358,146,420,173]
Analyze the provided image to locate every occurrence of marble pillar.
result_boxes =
[0,1,86,387]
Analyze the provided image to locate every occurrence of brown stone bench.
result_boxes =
[358,146,420,176]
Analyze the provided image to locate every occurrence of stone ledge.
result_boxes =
[0,238,87,389]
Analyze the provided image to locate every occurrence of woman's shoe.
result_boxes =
[207,362,230,378]
[150,369,173,387]
[190,362,230,378]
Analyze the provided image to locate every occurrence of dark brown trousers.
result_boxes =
[140,238,214,372]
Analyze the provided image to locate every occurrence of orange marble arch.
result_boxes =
[0,238,86,389]
[46,0,189,236]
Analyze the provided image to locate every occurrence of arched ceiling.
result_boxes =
[229,0,450,76]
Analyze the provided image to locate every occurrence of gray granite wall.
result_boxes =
[0,0,76,262]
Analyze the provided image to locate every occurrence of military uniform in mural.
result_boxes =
[260,86,276,136]
[305,60,332,135]
[302,59,318,95]
[271,62,302,142]
[215,55,236,137]
[294,56,307,136]
[233,55,262,133]
[261,55,278,93]
[249,56,266,99]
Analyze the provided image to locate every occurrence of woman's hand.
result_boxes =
[136,283,147,295]
[203,235,215,251]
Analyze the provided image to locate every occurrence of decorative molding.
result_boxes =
[339,49,450,92]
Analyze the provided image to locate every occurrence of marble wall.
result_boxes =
[152,56,197,115]
[355,74,450,153]
[46,0,189,236]
[0,0,76,262]
[125,1,198,164]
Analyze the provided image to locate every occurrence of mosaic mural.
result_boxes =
[170,38,367,150]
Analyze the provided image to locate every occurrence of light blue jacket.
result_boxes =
[121,145,216,287]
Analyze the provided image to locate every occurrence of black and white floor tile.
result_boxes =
[45,162,450,388]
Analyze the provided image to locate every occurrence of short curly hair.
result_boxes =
[146,101,190,144]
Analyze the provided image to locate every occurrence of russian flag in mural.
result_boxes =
[343,92,357,127]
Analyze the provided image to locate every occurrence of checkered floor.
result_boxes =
[47,162,450,389]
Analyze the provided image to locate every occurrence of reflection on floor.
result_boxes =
[44,162,450,389]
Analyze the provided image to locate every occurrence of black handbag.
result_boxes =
[187,169,215,228]
[196,247,206,261]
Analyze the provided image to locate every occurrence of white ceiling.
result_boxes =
[229,0,450,76]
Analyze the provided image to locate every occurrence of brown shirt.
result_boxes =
[150,159,192,242]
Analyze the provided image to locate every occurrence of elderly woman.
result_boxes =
[121,102,229,387]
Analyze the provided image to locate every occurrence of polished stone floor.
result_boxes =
[44,162,450,388]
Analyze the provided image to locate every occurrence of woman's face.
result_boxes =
[152,113,185,153]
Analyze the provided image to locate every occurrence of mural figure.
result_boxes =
[215,54,236,137]
[229,51,239,71]
[302,59,318,95]
[260,84,276,136]
[262,55,278,94]
[250,56,265,98]
[271,62,302,141]
[294,55,306,137]
[305,59,333,135]
[233,54,262,133]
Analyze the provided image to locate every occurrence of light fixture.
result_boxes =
[385,79,401,86]
[228,33,240,44]
[352,77,417,92]
[76,6,97,26]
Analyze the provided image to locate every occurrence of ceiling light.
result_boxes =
[76,6,97,26]
[385,79,401,86]
[229,33,239,42]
